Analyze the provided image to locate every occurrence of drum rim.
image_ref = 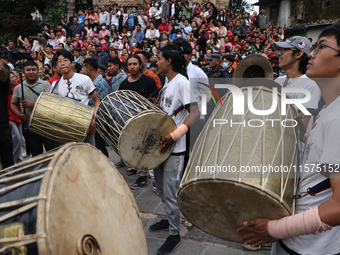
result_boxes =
[177,178,293,242]
[118,110,177,170]
[29,92,44,130]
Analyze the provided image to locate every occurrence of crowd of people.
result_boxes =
[2,1,340,255]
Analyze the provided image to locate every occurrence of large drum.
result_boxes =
[177,84,299,243]
[0,143,147,254]
[95,90,177,170]
[29,93,94,143]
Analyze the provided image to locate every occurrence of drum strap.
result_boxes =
[293,178,331,199]
[51,79,60,93]
[25,85,40,97]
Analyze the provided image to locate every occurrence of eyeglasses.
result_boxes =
[311,43,340,56]
[57,59,70,64]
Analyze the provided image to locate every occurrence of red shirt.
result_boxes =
[8,82,21,124]
[48,76,60,85]
[158,23,169,33]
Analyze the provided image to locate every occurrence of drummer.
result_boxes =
[237,22,340,255]
[10,61,58,157]
[150,44,200,255]
[118,54,158,187]
[273,36,321,151]
[51,49,100,146]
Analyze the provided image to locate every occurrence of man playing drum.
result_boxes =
[237,22,340,255]
[51,50,100,146]
[118,54,158,187]
[151,44,200,255]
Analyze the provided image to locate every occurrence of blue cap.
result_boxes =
[208,54,221,61]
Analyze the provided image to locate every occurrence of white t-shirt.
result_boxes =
[111,10,121,26]
[283,95,340,255]
[51,73,96,105]
[187,62,210,120]
[275,74,321,151]
[158,73,195,153]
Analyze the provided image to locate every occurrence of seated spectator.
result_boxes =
[181,19,192,39]
[220,35,232,54]
[135,24,145,43]
[158,18,170,33]
[146,22,160,43]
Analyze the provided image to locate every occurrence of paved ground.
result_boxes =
[5,146,271,255]
[107,147,271,255]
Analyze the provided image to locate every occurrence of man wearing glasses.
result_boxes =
[51,50,100,146]
[237,23,340,255]
[273,36,321,149]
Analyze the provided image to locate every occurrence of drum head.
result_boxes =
[177,180,291,243]
[118,111,177,170]
[42,143,147,254]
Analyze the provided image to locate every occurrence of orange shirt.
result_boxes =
[127,70,162,89]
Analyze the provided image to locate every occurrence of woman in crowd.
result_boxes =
[84,19,93,37]
[99,24,109,44]
[207,31,220,53]
[46,31,60,50]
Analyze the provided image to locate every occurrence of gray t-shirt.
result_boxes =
[12,79,51,120]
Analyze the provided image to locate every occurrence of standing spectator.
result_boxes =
[107,57,127,92]
[8,72,23,164]
[82,58,111,156]
[99,6,110,26]
[150,2,162,27]
[138,9,149,32]
[69,16,88,39]
[127,11,137,30]
[119,7,129,31]
[252,11,257,28]
[207,54,228,78]
[222,55,235,78]
[84,20,93,37]
[11,61,57,157]
[181,0,193,20]
[161,0,170,20]
[86,7,99,27]
[257,7,268,32]
[78,10,85,26]
[193,29,207,54]
[0,60,14,168]
[5,41,18,65]
[92,42,110,67]
[232,20,246,39]
[169,0,181,21]
[111,4,121,31]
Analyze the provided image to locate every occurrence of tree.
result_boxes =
[229,0,254,13]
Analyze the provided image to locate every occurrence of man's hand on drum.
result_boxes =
[236,218,277,247]
[87,119,96,134]
[22,100,35,109]
[160,134,174,154]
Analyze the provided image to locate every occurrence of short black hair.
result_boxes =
[46,44,53,50]
[44,63,51,70]
[172,38,192,54]
[83,58,99,70]
[292,50,310,74]
[56,49,74,62]
[160,44,187,76]
[51,55,58,68]
[108,57,121,68]
[267,46,274,51]
[18,45,26,50]
[74,63,82,73]
[23,61,38,70]
[318,22,340,50]
[135,51,147,60]
[0,55,9,61]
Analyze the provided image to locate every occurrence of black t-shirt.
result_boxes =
[0,73,10,128]
[119,74,158,99]
[197,36,207,53]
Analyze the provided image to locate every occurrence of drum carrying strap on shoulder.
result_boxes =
[51,79,60,93]
[25,84,40,97]
[293,178,331,199]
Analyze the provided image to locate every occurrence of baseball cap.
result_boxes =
[95,42,102,47]
[208,54,221,61]
[273,36,312,55]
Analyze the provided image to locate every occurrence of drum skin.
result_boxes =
[95,90,177,170]
[0,143,147,254]
[29,93,94,143]
[177,86,298,243]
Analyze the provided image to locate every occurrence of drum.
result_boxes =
[29,93,94,143]
[0,143,147,255]
[177,85,299,243]
[95,90,177,170]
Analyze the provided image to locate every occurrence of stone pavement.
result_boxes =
[107,147,271,255]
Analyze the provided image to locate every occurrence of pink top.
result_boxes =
[99,30,109,43]
[220,42,233,53]
[85,27,93,37]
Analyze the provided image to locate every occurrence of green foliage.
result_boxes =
[44,0,68,29]
[303,0,340,22]
[229,0,254,13]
